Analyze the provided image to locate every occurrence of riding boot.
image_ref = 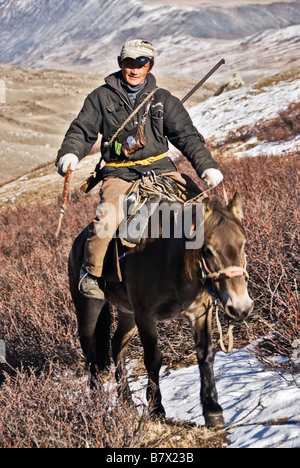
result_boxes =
[78,267,106,300]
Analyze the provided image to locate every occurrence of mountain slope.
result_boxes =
[0,0,299,74]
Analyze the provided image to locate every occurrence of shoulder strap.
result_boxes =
[104,87,160,148]
[141,94,154,125]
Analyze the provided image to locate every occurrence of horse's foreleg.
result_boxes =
[190,303,224,427]
[136,316,165,418]
[112,310,137,400]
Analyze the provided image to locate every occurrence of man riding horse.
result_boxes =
[56,39,223,300]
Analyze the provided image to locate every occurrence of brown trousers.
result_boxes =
[84,172,201,277]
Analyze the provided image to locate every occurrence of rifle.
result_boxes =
[80,58,225,194]
[181,58,225,104]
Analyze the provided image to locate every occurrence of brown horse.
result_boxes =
[68,193,253,427]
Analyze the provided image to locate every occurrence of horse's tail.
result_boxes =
[95,301,111,371]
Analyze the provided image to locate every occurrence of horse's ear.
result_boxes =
[203,197,213,220]
[228,192,243,220]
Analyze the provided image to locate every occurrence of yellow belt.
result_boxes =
[105,153,167,168]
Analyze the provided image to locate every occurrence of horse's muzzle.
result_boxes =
[224,294,254,322]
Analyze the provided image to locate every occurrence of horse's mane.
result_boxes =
[136,197,245,279]
[205,199,245,236]
[184,199,245,279]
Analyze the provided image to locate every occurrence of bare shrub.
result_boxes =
[208,152,299,362]
[211,102,300,147]
[0,150,299,446]
[0,363,153,448]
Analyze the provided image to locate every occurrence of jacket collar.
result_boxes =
[105,71,157,106]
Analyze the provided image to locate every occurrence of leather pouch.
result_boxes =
[119,123,147,158]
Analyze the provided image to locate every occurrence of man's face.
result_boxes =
[120,58,152,86]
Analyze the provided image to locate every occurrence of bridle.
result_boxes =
[199,252,249,354]
[199,252,249,286]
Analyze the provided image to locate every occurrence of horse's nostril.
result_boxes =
[241,310,249,320]
[227,306,249,321]
[227,306,239,319]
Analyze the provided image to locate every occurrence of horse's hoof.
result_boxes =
[150,404,166,421]
[204,412,225,428]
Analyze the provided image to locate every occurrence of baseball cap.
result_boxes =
[120,40,155,65]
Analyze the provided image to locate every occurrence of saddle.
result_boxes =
[118,173,182,245]
[104,174,182,283]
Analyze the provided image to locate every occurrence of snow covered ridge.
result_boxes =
[0,0,299,74]
[189,76,300,157]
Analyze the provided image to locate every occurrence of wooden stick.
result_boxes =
[55,165,71,238]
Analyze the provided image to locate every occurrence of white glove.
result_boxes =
[201,168,223,188]
[57,153,79,176]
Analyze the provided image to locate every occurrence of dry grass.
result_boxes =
[0,151,299,447]
[252,66,300,91]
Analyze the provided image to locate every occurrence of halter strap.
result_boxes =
[200,253,249,283]
[200,254,248,355]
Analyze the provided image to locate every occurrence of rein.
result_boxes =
[186,181,229,205]
[216,306,234,354]
[199,253,248,355]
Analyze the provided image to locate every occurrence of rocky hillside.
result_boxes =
[0,61,219,188]
[0,63,299,207]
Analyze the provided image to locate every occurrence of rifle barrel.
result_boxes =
[181,58,225,104]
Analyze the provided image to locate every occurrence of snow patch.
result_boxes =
[129,346,300,448]
[189,77,300,157]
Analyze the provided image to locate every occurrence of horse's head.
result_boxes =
[201,193,254,322]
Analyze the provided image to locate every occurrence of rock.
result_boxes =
[214,73,245,96]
